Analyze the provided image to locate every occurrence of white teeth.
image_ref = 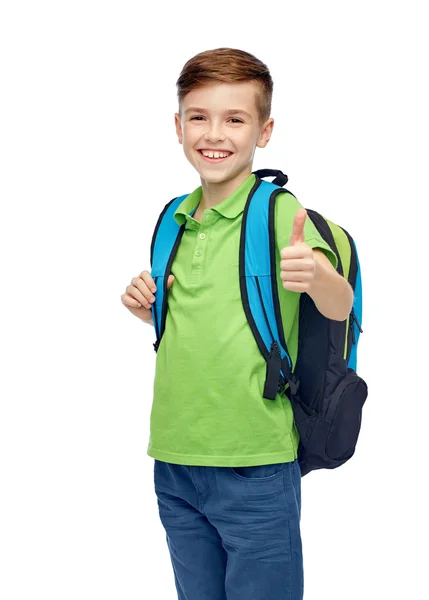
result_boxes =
[201,150,230,158]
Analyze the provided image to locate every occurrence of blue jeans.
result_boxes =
[154,459,303,600]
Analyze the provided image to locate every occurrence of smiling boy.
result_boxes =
[122,47,353,600]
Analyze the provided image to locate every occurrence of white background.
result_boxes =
[1,1,428,598]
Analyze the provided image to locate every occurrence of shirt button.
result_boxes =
[195,249,203,257]
[199,233,206,239]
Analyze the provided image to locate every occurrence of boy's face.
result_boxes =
[175,81,274,186]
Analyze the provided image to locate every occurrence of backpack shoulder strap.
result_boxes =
[150,194,188,348]
[242,172,297,400]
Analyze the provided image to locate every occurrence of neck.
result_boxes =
[199,167,252,210]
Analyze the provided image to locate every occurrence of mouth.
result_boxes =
[197,149,233,164]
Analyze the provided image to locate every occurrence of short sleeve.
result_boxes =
[274,191,338,270]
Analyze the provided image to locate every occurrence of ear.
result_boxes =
[256,118,274,148]
[174,113,183,144]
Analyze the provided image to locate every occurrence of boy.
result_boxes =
[121,48,353,600]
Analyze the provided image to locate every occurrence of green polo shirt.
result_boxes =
[147,173,337,467]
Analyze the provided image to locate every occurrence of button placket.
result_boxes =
[194,218,209,256]
[188,209,215,285]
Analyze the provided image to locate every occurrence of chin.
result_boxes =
[200,172,231,184]
[192,164,224,180]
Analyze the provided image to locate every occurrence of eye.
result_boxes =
[189,116,243,123]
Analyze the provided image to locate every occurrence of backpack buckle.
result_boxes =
[280,356,299,397]
[263,341,282,400]
[287,373,300,397]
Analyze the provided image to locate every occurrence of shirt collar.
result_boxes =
[174,173,256,226]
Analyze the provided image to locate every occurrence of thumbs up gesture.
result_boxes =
[280,208,316,293]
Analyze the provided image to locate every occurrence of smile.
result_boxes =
[197,150,233,164]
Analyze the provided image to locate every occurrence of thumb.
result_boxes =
[167,274,175,289]
[289,208,307,246]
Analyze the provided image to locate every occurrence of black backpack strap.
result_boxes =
[252,169,289,188]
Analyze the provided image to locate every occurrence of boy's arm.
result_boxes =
[141,317,154,326]
[309,249,354,321]
[280,208,354,322]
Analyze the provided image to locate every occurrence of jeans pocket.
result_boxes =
[229,463,285,481]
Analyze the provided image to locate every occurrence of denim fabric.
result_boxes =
[154,459,303,600]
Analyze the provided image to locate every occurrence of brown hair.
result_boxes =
[176,48,273,127]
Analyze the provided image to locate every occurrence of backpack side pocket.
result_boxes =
[325,370,368,461]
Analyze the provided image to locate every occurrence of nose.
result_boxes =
[204,120,226,143]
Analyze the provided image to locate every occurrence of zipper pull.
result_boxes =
[351,309,363,333]
[349,310,355,344]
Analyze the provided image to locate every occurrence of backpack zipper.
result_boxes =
[347,307,363,359]
[339,226,360,361]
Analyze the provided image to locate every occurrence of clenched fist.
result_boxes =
[121,270,175,322]
[280,208,316,293]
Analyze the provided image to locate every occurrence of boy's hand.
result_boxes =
[121,270,175,321]
[280,208,316,293]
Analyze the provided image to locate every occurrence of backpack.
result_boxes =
[150,168,368,476]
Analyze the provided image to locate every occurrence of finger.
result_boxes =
[280,270,313,282]
[289,208,307,246]
[121,293,143,308]
[282,280,310,293]
[128,278,155,308]
[140,270,157,293]
[280,245,312,260]
[126,285,151,309]
[167,274,175,289]
[280,258,314,271]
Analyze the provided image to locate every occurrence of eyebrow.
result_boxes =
[184,107,252,119]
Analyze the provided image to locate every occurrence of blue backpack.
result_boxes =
[150,169,368,476]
